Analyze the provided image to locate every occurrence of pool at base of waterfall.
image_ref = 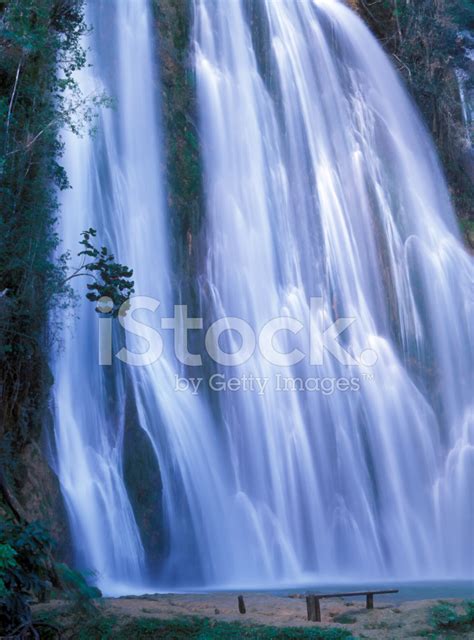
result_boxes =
[98,579,473,602]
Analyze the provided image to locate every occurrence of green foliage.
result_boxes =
[331,613,357,625]
[355,0,474,226]
[0,518,53,633]
[0,543,17,595]
[154,0,204,268]
[35,611,355,640]
[55,562,101,616]
[0,0,90,451]
[0,0,107,460]
[429,600,474,632]
[0,517,102,635]
[449,0,474,28]
[75,228,135,314]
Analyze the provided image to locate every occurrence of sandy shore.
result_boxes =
[94,592,470,638]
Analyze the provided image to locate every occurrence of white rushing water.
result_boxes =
[53,0,232,593]
[53,0,473,592]
[456,31,474,150]
[194,0,473,583]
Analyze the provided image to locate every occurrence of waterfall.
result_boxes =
[456,30,474,144]
[53,0,473,592]
[53,0,230,592]
[194,0,473,582]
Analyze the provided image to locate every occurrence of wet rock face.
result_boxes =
[16,440,73,564]
[123,402,166,576]
[0,365,73,563]
[152,0,203,270]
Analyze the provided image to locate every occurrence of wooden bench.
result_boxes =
[305,589,399,622]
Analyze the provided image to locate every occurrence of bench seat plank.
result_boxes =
[306,589,399,622]
[311,589,398,599]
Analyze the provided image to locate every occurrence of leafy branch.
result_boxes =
[65,228,135,315]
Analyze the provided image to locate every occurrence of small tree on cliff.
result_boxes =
[65,228,135,315]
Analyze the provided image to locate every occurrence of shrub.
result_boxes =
[430,600,474,631]
[0,519,53,634]
[44,613,356,640]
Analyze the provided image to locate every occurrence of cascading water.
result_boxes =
[53,0,473,592]
[194,0,473,583]
[456,31,474,144]
[53,0,233,592]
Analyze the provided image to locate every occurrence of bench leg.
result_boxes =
[366,593,374,609]
[314,597,321,622]
[306,596,321,622]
